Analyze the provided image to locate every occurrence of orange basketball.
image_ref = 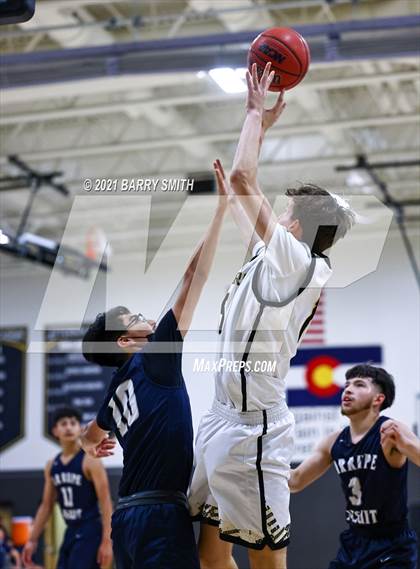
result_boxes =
[248,27,310,91]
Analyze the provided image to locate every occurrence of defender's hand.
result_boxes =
[213,159,229,196]
[88,435,116,459]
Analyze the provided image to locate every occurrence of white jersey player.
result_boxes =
[189,63,355,569]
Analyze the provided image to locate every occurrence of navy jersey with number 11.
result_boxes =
[331,415,408,535]
[51,448,100,526]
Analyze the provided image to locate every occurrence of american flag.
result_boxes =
[300,291,325,346]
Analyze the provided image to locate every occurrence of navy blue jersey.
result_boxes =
[51,448,100,526]
[331,416,408,535]
[96,309,194,497]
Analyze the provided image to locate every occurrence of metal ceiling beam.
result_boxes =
[1,70,418,126]
[41,0,133,6]
[2,16,419,89]
[188,0,274,33]
[336,158,420,170]
[1,113,417,163]
[4,222,420,279]
[337,154,420,287]
[1,151,418,212]
[20,2,115,49]
[3,15,419,51]
[3,0,366,38]
[0,72,200,105]
[40,0,356,10]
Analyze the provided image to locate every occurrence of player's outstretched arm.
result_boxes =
[230,62,286,246]
[173,160,227,335]
[216,159,260,251]
[289,431,338,493]
[84,457,113,569]
[381,420,420,467]
[22,460,56,567]
[81,421,116,459]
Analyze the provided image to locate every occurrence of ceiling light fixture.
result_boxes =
[208,67,247,94]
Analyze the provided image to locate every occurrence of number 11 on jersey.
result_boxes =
[60,486,74,508]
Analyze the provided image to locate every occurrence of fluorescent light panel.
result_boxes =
[0,230,10,245]
[208,67,247,93]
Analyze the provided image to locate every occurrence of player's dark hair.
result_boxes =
[82,306,130,368]
[285,184,355,254]
[345,364,395,411]
[52,406,82,427]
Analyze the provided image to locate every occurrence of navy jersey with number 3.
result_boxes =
[51,449,100,526]
[331,415,408,534]
[96,309,194,497]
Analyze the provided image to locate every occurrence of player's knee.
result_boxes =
[199,551,232,569]
[199,545,235,569]
[248,546,287,569]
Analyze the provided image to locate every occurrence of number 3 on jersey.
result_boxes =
[348,476,362,506]
[108,379,139,436]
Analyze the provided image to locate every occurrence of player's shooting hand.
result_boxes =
[97,538,113,569]
[246,62,275,116]
[262,89,286,132]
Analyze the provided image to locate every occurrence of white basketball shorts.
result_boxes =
[189,399,295,550]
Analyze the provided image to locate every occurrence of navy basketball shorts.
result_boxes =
[56,518,102,569]
[328,526,418,569]
[111,503,200,569]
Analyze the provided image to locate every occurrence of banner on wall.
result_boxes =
[288,345,382,462]
[0,327,26,452]
[44,326,114,442]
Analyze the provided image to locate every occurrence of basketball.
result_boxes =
[248,27,310,91]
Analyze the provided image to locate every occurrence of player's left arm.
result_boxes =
[81,421,116,459]
[173,160,227,335]
[289,431,338,492]
[230,62,286,245]
[83,456,113,569]
[381,419,420,467]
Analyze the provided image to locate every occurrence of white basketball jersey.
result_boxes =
[215,224,332,411]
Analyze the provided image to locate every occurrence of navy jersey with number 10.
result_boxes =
[331,415,408,535]
[96,309,194,498]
